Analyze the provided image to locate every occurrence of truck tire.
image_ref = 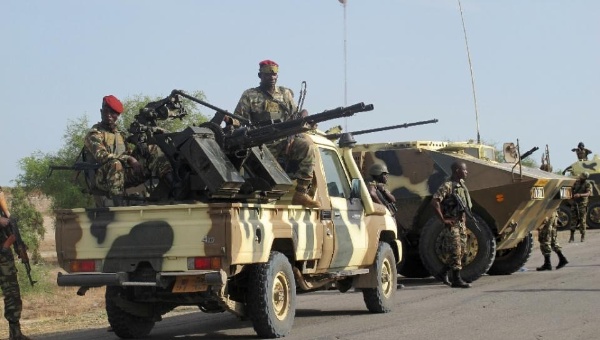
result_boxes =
[587,201,600,229]
[419,215,496,283]
[105,286,155,339]
[362,242,397,313]
[247,251,296,338]
[557,204,573,230]
[397,236,431,278]
[487,232,533,275]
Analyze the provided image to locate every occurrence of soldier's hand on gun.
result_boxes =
[0,216,9,228]
[127,157,143,175]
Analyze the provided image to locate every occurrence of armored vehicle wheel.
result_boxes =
[362,242,397,313]
[487,232,533,275]
[419,215,496,283]
[105,286,155,339]
[397,236,431,278]
[557,204,573,230]
[247,251,296,338]
[587,201,600,229]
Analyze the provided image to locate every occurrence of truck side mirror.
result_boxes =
[350,178,361,200]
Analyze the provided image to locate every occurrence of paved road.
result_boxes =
[37,229,599,340]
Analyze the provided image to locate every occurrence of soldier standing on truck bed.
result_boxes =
[431,161,472,289]
[231,60,320,208]
[367,164,397,215]
[536,209,568,271]
[84,95,174,206]
[571,142,592,161]
[0,188,31,340]
[569,171,593,243]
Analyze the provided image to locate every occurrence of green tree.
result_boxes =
[4,186,45,263]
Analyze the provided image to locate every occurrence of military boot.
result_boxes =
[450,269,471,288]
[556,251,569,270]
[9,322,31,340]
[568,230,575,243]
[440,267,451,286]
[292,180,321,208]
[581,233,585,242]
[536,254,552,271]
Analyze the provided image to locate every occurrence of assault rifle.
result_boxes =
[2,218,36,286]
[48,162,102,177]
[452,192,481,232]
[374,186,398,215]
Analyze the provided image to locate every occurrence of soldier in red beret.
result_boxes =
[233,60,320,208]
[84,95,174,206]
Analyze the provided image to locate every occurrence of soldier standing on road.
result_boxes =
[571,142,592,161]
[0,188,31,340]
[569,171,593,243]
[536,209,568,271]
[232,60,320,208]
[367,164,397,215]
[85,95,174,206]
[431,161,472,288]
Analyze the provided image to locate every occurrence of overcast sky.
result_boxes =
[1,0,598,186]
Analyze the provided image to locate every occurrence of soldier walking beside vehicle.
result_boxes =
[571,142,592,161]
[431,162,472,288]
[367,164,397,215]
[0,188,31,340]
[569,171,593,242]
[232,60,320,208]
[536,209,568,271]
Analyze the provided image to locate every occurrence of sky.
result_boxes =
[1,0,599,187]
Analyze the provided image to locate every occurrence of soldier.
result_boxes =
[85,95,174,206]
[571,142,592,161]
[536,209,568,271]
[367,164,397,215]
[569,171,592,243]
[232,60,320,208]
[431,161,472,288]
[0,188,31,340]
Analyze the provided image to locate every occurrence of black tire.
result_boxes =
[247,251,296,338]
[362,242,397,313]
[419,215,496,283]
[587,201,600,229]
[487,232,533,275]
[557,204,573,230]
[105,286,155,339]
[397,236,431,278]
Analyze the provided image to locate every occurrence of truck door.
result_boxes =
[319,147,368,269]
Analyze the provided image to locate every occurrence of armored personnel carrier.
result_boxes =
[559,155,600,229]
[353,140,575,283]
[54,91,400,339]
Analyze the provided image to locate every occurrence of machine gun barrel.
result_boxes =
[519,146,539,161]
[48,162,102,177]
[325,118,438,140]
[224,102,374,151]
[171,89,250,126]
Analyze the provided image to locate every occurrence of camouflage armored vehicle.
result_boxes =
[558,155,600,229]
[352,140,575,283]
[55,91,401,339]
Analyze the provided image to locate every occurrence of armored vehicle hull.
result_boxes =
[353,141,575,283]
[559,155,600,229]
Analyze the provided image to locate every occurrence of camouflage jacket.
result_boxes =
[573,147,592,161]
[234,86,297,124]
[572,179,593,205]
[84,122,132,164]
[432,179,472,218]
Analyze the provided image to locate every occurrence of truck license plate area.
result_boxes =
[172,276,208,293]
[531,187,544,200]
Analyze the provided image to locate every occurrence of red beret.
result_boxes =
[102,95,124,114]
[259,60,279,73]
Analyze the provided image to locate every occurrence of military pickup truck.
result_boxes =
[353,140,574,283]
[55,93,401,339]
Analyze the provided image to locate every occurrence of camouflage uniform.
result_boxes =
[234,86,316,183]
[84,122,172,197]
[432,179,471,271]
[538,211,562,255]
[571,178,592,240]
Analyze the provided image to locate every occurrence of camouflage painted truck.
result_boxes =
[54,92,401,339]
[558,154,600,229]
[352,140,575,283]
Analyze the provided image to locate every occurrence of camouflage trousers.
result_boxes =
[571,203,587,235]
[269,133,316,181]
[0,251,22,324]
[538,222,562,255]
[96,145,172,197]
[442,220,468,270]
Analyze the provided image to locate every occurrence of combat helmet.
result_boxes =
[369,163,389,176]
[578,142,585,148]
[580,171,590,180]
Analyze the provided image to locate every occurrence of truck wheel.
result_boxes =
[105,286,155,339]
[362,242,397,313]
[587,201,600,229]
[397,236,431,278]
[247,251,296,338]
[419,215,496,283]
[557,204,573,230]
[487,232,533,275]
